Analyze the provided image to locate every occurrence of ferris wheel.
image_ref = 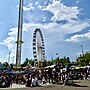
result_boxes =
[33,28,45,66]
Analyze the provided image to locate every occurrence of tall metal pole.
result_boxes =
[16,0,23,66]
[80,45,84,55]
[8,51,11,65]
[12,56,15,64]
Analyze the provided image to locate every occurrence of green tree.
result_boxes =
[53,56,71,65]
[21,58,34,67]
[59,57,70,64]
[28,60,34,66]
[76,52,90,66]
[21,58,29,67]
[47,60,53,66]
[3,62,9,67]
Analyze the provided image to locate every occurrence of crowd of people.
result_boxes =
[0,63,90,88]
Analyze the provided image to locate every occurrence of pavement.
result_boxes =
[0,84,26,89]
[0,80,90,90]
[0,82,52,89]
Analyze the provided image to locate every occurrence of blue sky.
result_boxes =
[0,0,90,64]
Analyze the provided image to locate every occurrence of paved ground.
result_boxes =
[0,80,90,90]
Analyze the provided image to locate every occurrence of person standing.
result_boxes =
[48,67,53,84]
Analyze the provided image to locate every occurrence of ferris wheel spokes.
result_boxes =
[33,28,45,67]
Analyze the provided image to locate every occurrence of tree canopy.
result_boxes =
[76,52,90,66]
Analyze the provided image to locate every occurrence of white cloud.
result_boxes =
[8,27,18,36]
[43,17,47,22]
[42,0,81,22]
[76,0,80,4]
[66,31,90,42]
[38,5,43,9]
[66,34,84,42]
[35,1,38,5]
[0,23,31,60]
[0,27,17,58]
[1,19,90,57]
[23,3,34,11]
[23,23,31,32]
[44,0,48,5]
[60,20,90,34]
[27,19,90,34]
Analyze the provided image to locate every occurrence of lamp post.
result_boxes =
[12,56,15,64]
[56,53,59,65]
[80,45,86,66]
[80,45,84,55]
[56,53,58,58]
[56,53,59,60]
[8,51,11,65]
